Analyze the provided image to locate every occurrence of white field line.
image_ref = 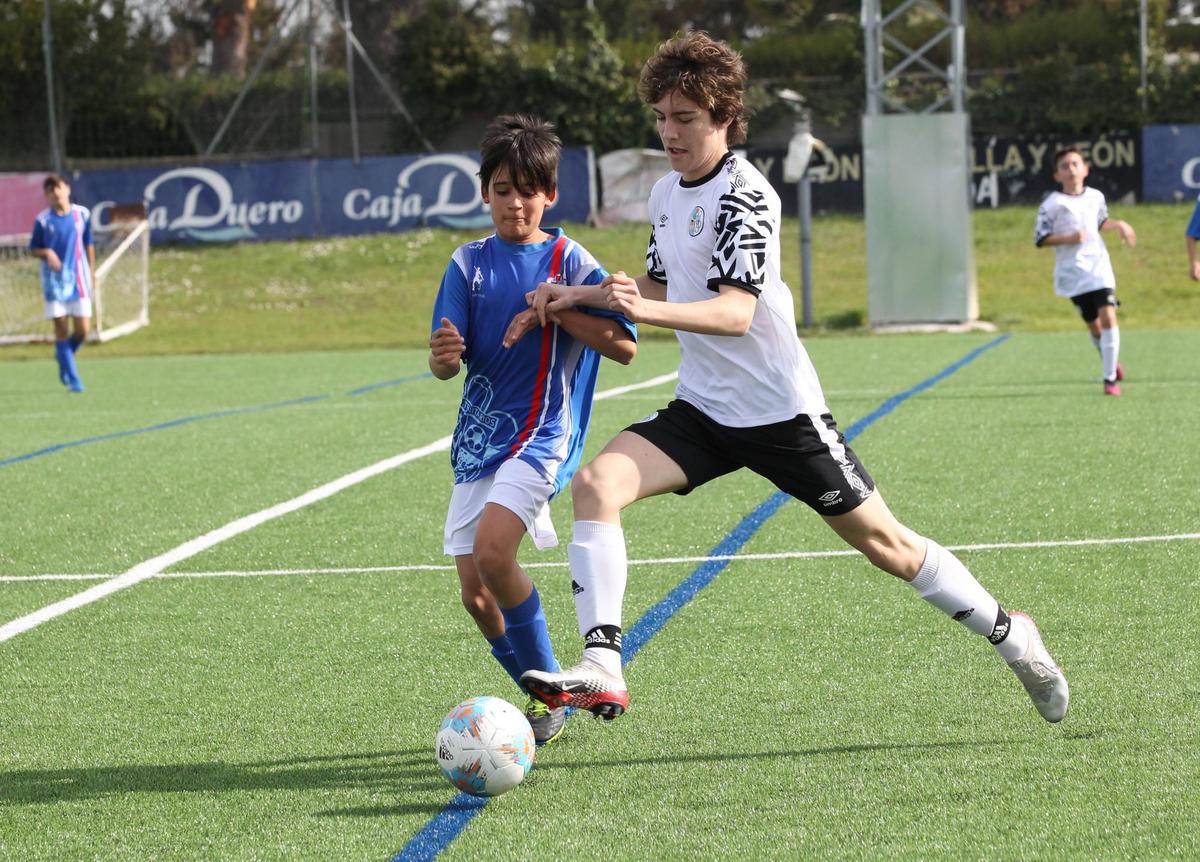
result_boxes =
[6,531,1200,583]
[0,372,679,644]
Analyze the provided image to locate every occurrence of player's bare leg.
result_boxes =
[824,493,1068,722]
[522,432,687,719]
[473,504,568,743]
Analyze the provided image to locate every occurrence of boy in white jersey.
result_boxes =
[521,32,1068,725]
[29,175,94,392]
[428,115,637,745]
[1035,146,1136,396]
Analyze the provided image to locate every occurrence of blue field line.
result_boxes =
[388,333,1009,862]
[0,372,434,469]
[346,371,432,397]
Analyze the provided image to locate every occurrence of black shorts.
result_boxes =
[1070,288,1118,322]
[625,399,875,516]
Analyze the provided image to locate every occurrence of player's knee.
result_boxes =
[472,537,512,583]
[571,462,625,510]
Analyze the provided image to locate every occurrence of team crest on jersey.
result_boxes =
[470,266,484,296]
[688,206,705,236]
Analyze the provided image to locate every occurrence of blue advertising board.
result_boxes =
[67,148,595,243]
[1141,124,1200,202]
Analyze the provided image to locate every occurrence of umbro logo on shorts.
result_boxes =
[819,490,841,505]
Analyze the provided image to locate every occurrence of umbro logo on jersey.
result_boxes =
[571,580,584,595]
[953,608,974,621]
[658,214,669,226]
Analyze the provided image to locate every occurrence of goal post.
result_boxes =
[0,218,150,345]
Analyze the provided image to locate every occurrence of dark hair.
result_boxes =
[1053,146,1085,170]
[43,174,69,192]
[638,31,748,146]
[478,114,561,196]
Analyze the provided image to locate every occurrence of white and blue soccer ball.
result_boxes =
[435,696,535,797]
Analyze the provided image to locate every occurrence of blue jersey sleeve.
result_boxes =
[29,219,46,251]
[80,208,94,248]
[1187,198,1200,240]
[566,243,637,341]
[431,258,471,344]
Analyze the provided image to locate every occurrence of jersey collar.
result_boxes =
[679,152,734,189]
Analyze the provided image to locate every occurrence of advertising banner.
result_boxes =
[750,130,1141,215]
[0,174,50,236]
[1141,124,1200,202]
[65,149,594,243]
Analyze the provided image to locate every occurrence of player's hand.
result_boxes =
[525,283,561,326]
[1119,222,1137,247]
[603,271,644,321]
[503,308,543,348]
[429,317,465,365]
[1073,228,1088,244]
[44,250,62,272]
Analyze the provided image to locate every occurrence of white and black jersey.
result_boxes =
[1034,187,1116,298]
[646,152,829,427]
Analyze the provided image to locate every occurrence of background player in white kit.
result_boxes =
[521,31,1069,725]
[1035,146,1137,396]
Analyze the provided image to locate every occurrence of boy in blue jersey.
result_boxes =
[29,175,94,392]
[428,115,637,745]
[1187,193,1200,282]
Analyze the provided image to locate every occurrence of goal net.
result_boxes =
[0,218,150,345]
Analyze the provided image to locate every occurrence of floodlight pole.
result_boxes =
[41,0,63,174]
[308,0,320,154]
[342,0,361,163]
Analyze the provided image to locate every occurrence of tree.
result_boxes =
[210,0,256,77]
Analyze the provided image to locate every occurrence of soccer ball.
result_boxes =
[435,696,535,797]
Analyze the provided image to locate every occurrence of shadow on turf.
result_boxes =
[0,748,454,816]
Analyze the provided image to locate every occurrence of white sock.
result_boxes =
[910,539,1028,662]
[569,520,626,675]
[1100,327,1120,382]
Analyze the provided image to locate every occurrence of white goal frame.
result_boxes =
[0,219,150,345]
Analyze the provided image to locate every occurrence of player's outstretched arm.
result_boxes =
[606,272,754,336]
[429,317,465,379]
[1101,218,1137,246]
[501,306,635,365]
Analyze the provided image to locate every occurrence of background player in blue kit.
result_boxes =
[1035,147,1137,396]
[29,175,95,392]
[1186,193,1200,282]
[428,114,637,745]
[521,32,1069,727]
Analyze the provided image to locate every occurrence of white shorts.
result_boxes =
[443,457,558,556]
[44,298,92,320]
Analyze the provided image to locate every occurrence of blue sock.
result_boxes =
[69,334,84,353]
[54,340,71,385]
[500,586,561,678]
[56,340,83,390]
[486,634,524,690]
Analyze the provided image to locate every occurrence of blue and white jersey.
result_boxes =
[29,204,93,303]
[1187,193,1200,240]
[431,228,635,494]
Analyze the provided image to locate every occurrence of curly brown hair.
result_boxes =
[637,31,748,146]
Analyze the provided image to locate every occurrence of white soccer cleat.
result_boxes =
[521,660,629,720]
[1006,612,1069,723]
